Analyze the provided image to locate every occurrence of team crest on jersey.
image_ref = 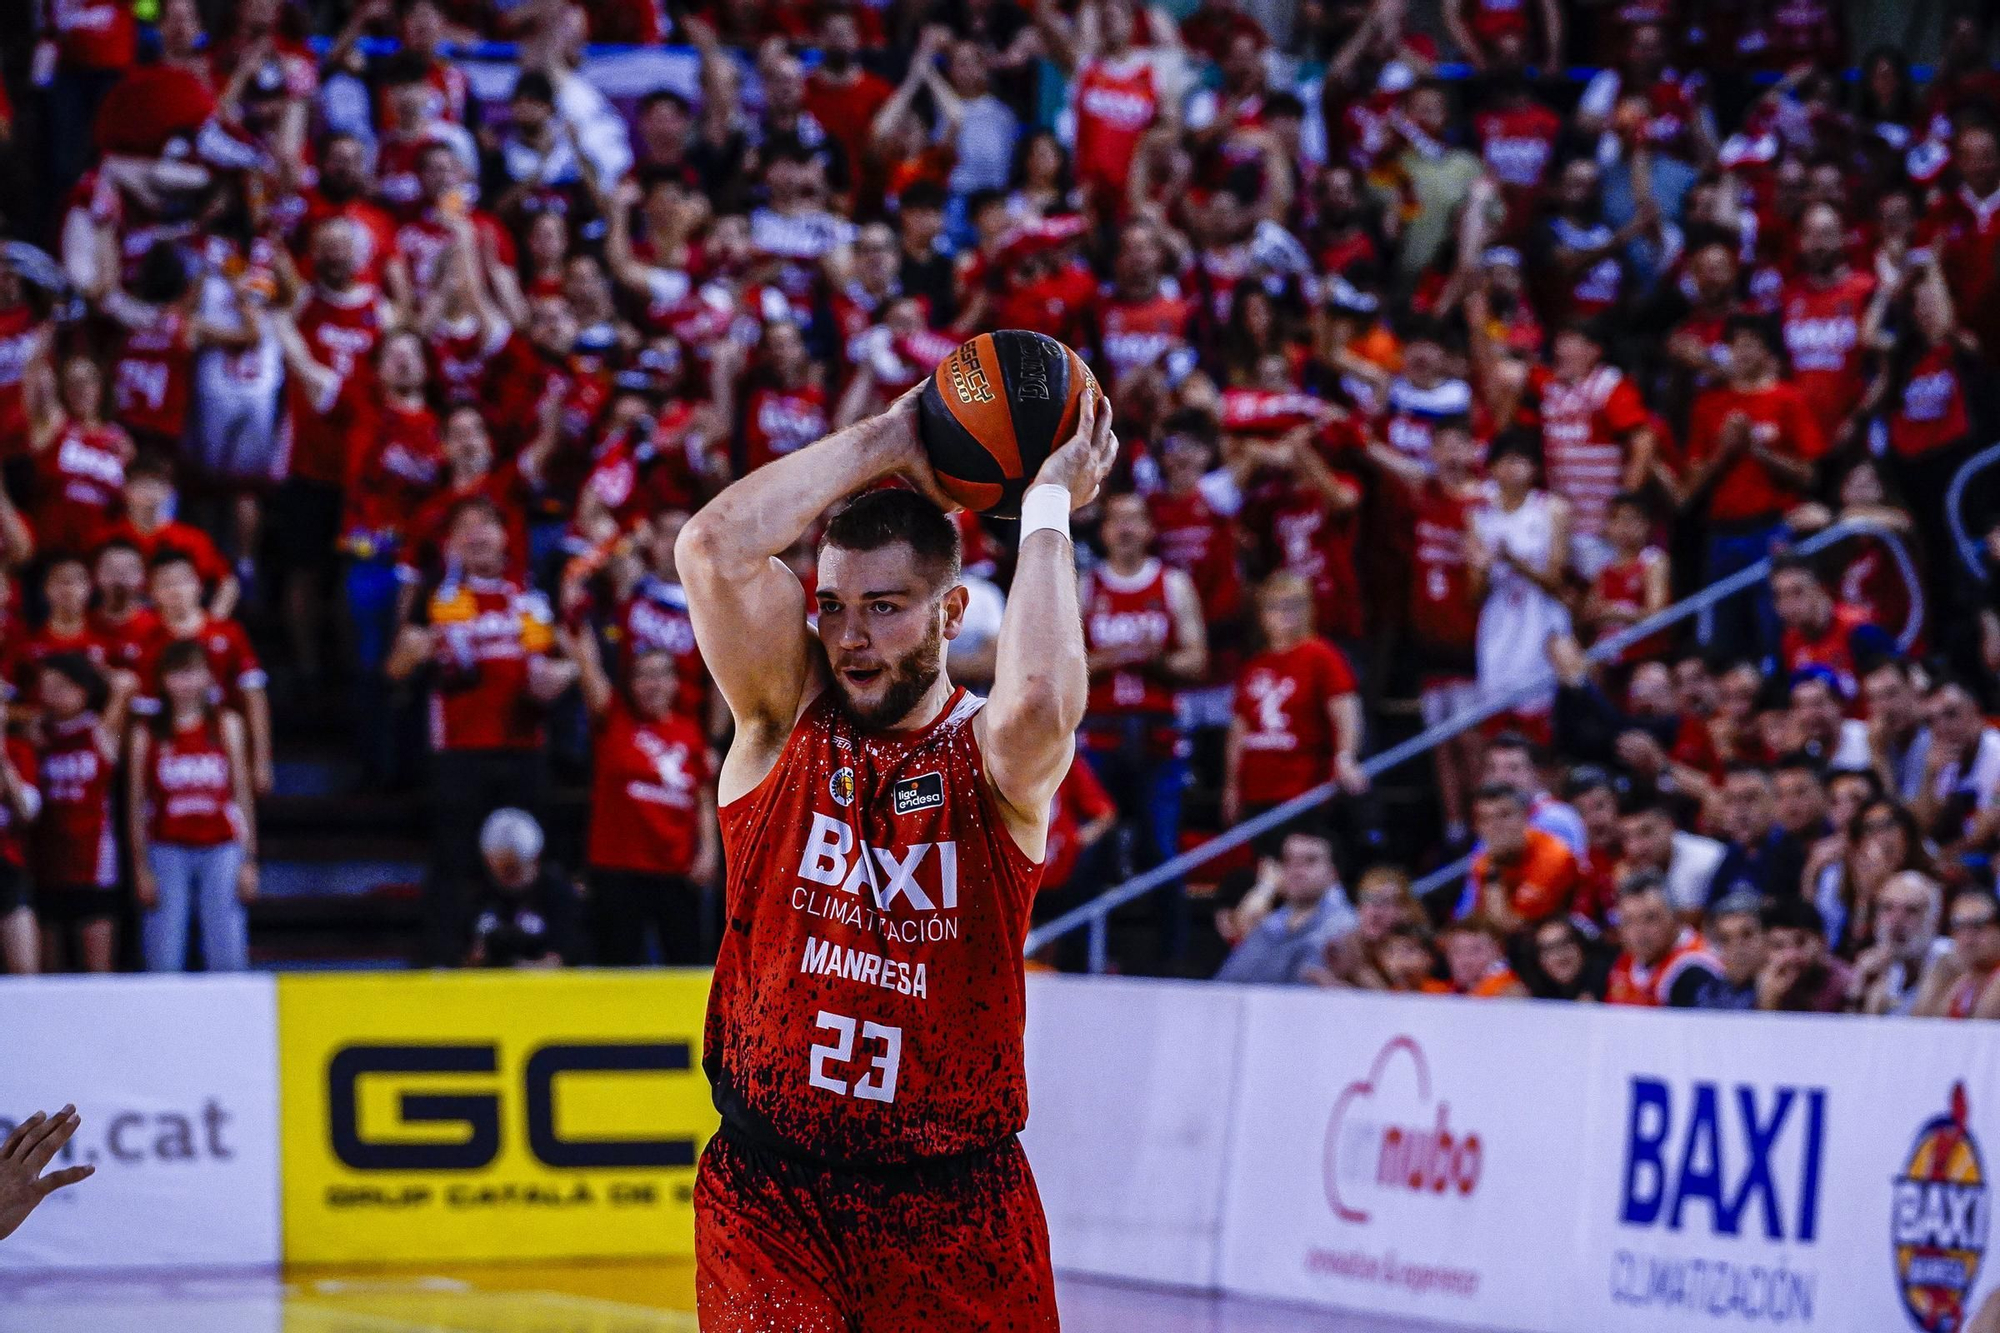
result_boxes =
[829,766,856,808]
[893,772,944,816]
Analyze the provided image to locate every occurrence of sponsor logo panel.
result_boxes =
[278,970,716,1263]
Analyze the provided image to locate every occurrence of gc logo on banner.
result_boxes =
[279,971,717,1264]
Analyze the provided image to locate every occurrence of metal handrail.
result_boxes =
[1946,441,2000,585]
[1027,518,1923,971]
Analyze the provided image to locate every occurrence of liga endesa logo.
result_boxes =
[1322,1036,1483,1224]
[1893,1082,1990,1333]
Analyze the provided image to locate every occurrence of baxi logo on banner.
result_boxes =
[1321,1036,1483,1225]
[1611,1076,1828,1324]
[1892,1082,1990,1333]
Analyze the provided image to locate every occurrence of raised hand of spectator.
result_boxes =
[0,1107,93,1242]
[1717,411,1754,457]
[1614,730,1668,778]
[1545,632,1590,688]
[1756,952,1804,1011]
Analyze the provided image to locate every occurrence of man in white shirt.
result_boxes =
[1617,792,1725,918]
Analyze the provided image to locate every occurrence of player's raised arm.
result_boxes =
[676,388,943,789]
[976,393,1118,853]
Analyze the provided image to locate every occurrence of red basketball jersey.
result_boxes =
[146,718,239,848]
[1534,364,1647,537]
[1097,291,1196,390]
[615,577,711,727]
[1780,270,1875,439]
[586,702,708,876]
[1232,638,1356,806]
[1073,56,1159,194]
[288,285,383,487]
[740,384,829,472]
[34,714,117,889]
[0,734,37,869]
[110,307,194,441]
[32,422,130,556]
[1411,478,1480,662]
[1082,559,1177,718]
[709,688,1042,1166]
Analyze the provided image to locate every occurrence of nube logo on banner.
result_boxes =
[1892,1082,1990,1333]
[1321,1035,1484,1224]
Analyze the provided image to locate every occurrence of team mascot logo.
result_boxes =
[1893,1082,1990,1332]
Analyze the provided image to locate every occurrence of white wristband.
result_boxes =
[1019,484,1072,542]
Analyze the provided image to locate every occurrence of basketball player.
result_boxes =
[677,382,1117,1331]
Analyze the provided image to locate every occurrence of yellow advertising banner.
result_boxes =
[278,970,717,1264]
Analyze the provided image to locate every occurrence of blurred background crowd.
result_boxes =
[0,0,1994,1017]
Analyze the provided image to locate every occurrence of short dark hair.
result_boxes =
[820,487,962,590]
[1559,315,1610,349]
[39,652,107,712]
[1443,913,1508,944]
[1564,764,1615,800]
[898,180,947,215]
[1608,489,1651,520]
[965,187,1008,219]
[512,70,556,106]
[1862,655,1913,685]
[1486,427,1542,471]
[1487,729,1540,764]
[1770,751,1825,783]
[1709,890,1765,924]
[1617,788,1673,821]
[447,493,507,534]
[378,51,433,88]
[637,89,691,117]
[148,548,199,577]
[1159,407,1220,450]
[1760,896,1826,936]
[1724,311,1783,355]
[1265,91,1305,121]
[1616,869,1668,901]
[40,552,89,579]
[157,637,210,680]
[126,451,174,485]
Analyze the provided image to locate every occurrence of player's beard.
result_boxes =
[835,622,944,730]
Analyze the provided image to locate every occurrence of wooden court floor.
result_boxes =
[0,1261,1489,1332]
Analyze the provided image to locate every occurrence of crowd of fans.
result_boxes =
[0,0,1997,1005]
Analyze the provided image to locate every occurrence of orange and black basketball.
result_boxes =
[918,330,1101,517]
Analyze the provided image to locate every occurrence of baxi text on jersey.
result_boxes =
[795,811,959,913]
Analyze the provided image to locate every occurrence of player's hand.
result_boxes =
[873,381,959,511]
[237,859,260,904]
[1031,388,1116,512]
[0,1106,93,1242]
[133,867,159,910]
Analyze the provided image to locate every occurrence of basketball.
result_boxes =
[918,330,1101,517]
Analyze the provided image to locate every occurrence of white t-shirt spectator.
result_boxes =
[947,95,1020,196]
